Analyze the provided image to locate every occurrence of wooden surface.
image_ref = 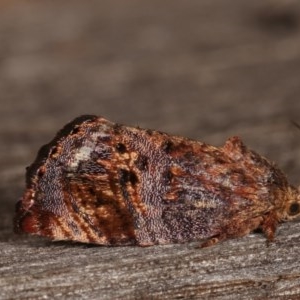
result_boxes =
[1,1,300,299]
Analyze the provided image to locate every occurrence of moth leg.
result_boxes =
[200,234,227,248]
[260,212,278,243]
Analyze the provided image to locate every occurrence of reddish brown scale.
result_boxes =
[14,115,300,247]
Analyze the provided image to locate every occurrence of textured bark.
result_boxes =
[1,0,300,299]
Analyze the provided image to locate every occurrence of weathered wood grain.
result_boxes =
[2,223,300,299]
[1,0,300,299]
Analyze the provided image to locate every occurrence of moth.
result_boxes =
[14,115,300,247]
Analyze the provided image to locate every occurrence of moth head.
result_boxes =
[282,187,300,221]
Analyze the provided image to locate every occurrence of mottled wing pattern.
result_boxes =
[159,136,289,244]
[15,115,292,246]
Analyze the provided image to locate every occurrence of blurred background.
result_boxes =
[1,0,300,227]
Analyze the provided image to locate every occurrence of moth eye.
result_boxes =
[288,202,300,216]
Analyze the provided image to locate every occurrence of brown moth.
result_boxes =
[14,115,300,247]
